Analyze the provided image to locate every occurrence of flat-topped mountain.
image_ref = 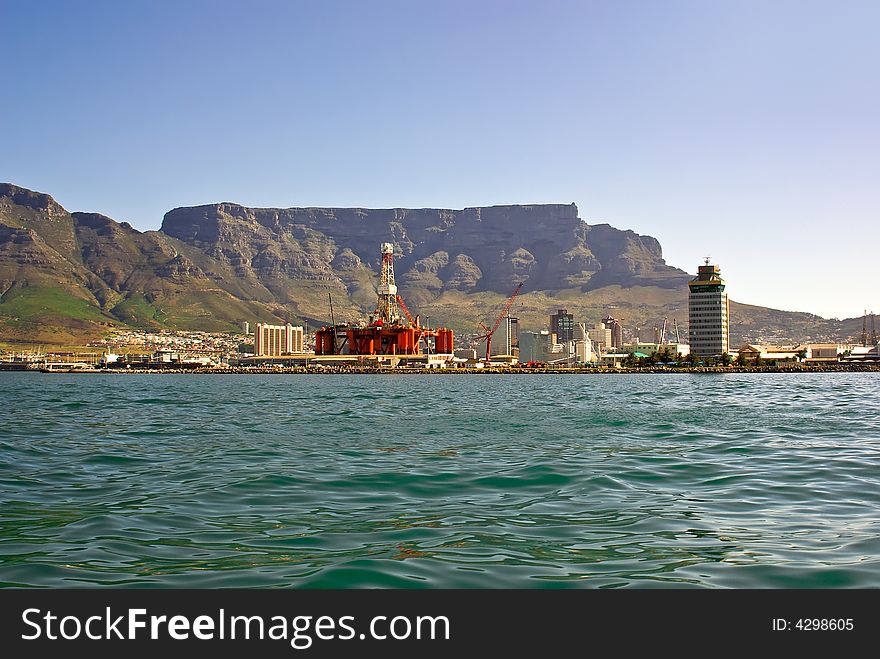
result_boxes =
[159,201,690,308]
[0,183,859,344]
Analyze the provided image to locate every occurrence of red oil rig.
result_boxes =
[314,243,454,359]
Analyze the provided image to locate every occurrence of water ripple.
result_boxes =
[1,372,879,588]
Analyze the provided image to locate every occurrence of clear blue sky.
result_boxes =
[2,0,878,319]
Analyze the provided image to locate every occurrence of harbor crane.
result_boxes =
[396,294,418,327]
[477,282,524,364]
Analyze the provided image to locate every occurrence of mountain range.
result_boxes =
[0,182,861,345]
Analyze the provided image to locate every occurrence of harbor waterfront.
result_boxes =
[1,371,879,588]
[28,364,880,374]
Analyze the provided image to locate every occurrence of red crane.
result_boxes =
[477,282,524,363]
[396,294,417,326]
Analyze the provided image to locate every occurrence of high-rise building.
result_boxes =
[491,315,519,356]
[688,260,730,357]
[602,315,623,348]
[254,323,304,356]
[550,309,574,343]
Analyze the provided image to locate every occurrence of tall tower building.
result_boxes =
[688,259,730,357]
[490,314,519,356]
[550,309,574,343]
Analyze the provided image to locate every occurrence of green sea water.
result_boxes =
[1,372,878,588]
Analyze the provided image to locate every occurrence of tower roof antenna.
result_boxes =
[703,256,711,265]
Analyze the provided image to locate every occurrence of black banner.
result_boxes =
[0,589,875,656]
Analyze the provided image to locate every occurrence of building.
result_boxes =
[518,330,551,362]
[737,344,800,364]
[599,353,629,368]
[152,350,217,366]
[588,321,612,354]
[688,260,730,357]
[254,323,304,356]
[491,315,519,357]
[803,343,845,363]
[602,316,624,348]
[575,323,597,363]
[550,309,575,343]
[241,321,250,335]
[623,342,690,359]
[841,345,880,363]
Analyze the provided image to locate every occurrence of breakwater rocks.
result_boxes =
[86,364,880,375]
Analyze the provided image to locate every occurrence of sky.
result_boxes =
[1,0,878,319]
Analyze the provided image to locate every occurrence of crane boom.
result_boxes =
[395,295,416,326]
[478,282,524,362]
[490,282,523,336]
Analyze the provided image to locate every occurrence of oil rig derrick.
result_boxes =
[375,242,400,324]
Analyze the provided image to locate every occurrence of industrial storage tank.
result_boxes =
[436,328,454,354]
[315,328,335,355]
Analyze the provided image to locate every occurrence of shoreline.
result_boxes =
[14,363,880,375]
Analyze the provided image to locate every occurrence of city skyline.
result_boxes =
[2,1,878,320]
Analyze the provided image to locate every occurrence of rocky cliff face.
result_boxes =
[160,201,689,304]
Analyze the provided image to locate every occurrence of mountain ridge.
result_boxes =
[0,182,863,345]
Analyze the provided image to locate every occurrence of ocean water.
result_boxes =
[1,372,878,588]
